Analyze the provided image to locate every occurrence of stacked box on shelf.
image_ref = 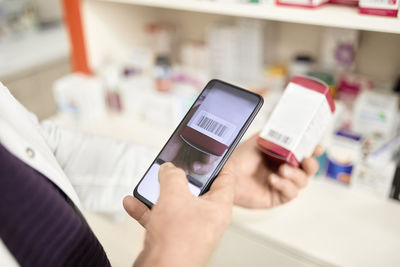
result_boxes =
[276,0,329,8]
[359,0,399,17]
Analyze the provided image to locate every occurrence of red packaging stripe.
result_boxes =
[291,76,336,113]
[257,137,300,167]
[276,0,328,8]
[330,0,358,6]
[359,7,398,17]
[180,127,228,156]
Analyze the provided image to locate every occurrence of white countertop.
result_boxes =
[232,178,400,267]
[0,24,69,80]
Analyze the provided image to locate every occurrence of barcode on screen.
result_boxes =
[188,110,236,144]
[196,115,228,137]
[267,129,291,145]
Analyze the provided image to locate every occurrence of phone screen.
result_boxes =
[134,80,263,207]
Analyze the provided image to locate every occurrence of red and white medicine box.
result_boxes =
[359,0,399,17]
[329,0,358,6]
[258,76,335,167]
[276,0,329,8]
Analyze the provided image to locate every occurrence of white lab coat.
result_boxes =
[0,82,155,266]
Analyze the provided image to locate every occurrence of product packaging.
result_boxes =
[320,28,359,72]
[208,23,238,83]
[289,55,314,78]
[308,71,336,98]
[352,91,399,139]
[276,0,329,8]
[154,55,173,92]
[359,0,399,17]
[264,65,287,92]
[208,19,264,86]
[352,161,397,198]
[315,101,347,176]
[336,74,374,109]
[258,76,335,167]
[325,130,363,184]
[99,64,123,112]
[53,74,106,121]
[329,0,358,6]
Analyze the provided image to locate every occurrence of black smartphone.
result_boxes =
[134,79,263,208]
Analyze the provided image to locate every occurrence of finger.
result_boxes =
[278,164,308,189]
[301,157,319,177]
[203,168,235,205]
[158,162,189,197]
[123,195,150,227]
[312,144,324,157]
[268,173,299,202]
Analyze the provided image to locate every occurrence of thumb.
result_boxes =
[158,162,190,199]
[123,195,150,228]
[202,165,235,205]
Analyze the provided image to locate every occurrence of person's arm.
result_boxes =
[39,120,157,212]
[123,162,235,267]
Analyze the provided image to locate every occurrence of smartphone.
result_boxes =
[134,79,263,208]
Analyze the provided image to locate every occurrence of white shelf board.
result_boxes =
[96,0,400,34]
[232,178,400,267]
[0,25,69,80]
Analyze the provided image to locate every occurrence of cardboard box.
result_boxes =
[276,0,329,8]
[359,0,399,17]
[258,76,335,167]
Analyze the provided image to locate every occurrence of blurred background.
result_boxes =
[1,0,400,266]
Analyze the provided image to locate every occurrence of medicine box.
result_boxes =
[258,76,335,167]
[276,0,329,8]
[359,0,399,17]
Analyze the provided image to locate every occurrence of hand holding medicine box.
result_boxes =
[258,76,335,167]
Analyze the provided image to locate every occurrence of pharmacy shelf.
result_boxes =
[96,0,400,34]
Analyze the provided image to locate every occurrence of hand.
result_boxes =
[225,134,323,209]
[123,162,235,267]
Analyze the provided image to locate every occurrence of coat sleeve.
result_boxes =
[39,119,157,213]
